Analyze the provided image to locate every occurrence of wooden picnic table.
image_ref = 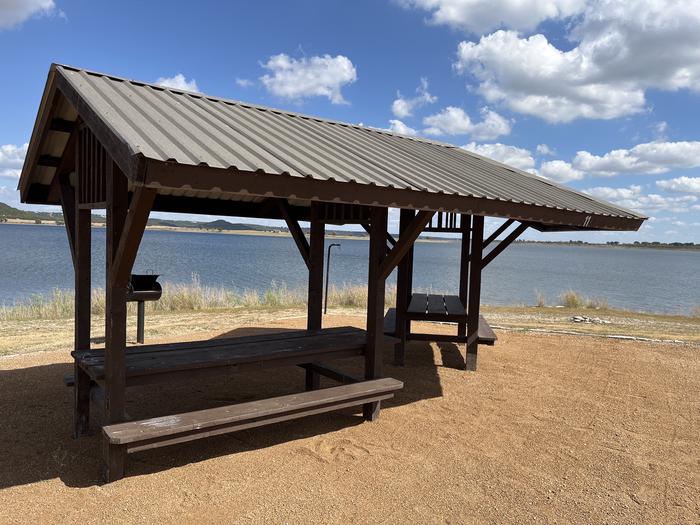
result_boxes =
[385,293,497,347]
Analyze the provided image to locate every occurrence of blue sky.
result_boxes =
[1,0,699,241]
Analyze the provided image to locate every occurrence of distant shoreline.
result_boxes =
[2,219,697,251]
[0,219,451,243]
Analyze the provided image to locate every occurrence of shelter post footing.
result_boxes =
[363,401,380,421]
[465,343,478,372]
[102,438,126,483]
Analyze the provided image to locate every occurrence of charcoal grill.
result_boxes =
[126,274,162,343]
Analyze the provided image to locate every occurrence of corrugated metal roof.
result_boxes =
[20,64,646,229]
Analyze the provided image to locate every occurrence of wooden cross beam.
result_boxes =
[277,199,311,269]
[481,222,529,268]
[50,117,76,133]
[378,210,434,280]
[38,154,61,167]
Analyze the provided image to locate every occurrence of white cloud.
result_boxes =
[536,143,555,156]
[454,1,700,122]
[462,142,534,171]
[583,185,698,214]
[0,143,27,178]
[573,141,700,177]
[537,141,700,182]
[391,78,437,118]
[260,53,357,104]
[423,106,510,140]
[0,0,55,29]
[235,77,253,88]
[155,74,199,92]
[656,176,700,194]
[539,160,583,182]
[396,0,585,34]
[387,119,418,136]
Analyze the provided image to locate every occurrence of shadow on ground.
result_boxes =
[0,325,465,487]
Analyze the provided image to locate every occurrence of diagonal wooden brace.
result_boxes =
[277,199,311,269]
[483,219,514,248]
[377,210,434,280]
[481,222,529,268]
[109,185,157,287]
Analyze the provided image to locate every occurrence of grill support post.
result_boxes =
[136,301,145,344]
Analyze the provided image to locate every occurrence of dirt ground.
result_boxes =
[0,314,697,524]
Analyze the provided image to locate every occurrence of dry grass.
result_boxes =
[0,274,695,323]
[559,290,584,308]
[555,290,608,310]
[0,274,397,322]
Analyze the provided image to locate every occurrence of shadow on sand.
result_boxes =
[0,326,467,487]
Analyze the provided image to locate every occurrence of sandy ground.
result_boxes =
[0,314,698,524]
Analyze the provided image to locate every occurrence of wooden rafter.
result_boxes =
[378,211,434,280]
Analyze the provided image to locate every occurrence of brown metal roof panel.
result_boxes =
[20,64,646,228]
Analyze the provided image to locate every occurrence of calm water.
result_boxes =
[1,224,698,314]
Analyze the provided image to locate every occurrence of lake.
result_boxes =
[1,223,698,314]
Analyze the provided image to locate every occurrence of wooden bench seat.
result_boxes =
[383,307,497,346]
[102,377,403,481]
[75,327,387,386]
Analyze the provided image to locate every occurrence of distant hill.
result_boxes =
[0,201,363,236]
[0,202,65,222]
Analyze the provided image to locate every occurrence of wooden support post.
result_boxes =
[307,203,325,331]
[103,163,154,481]
[73,206,92,436]
[458,214,471,338]
[364,206,388,421]
[104,161,128,425]
[393,209,415,365]
[466,215,484,371]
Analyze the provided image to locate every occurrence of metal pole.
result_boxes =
[324,243,341,314]
[136,300,145,344]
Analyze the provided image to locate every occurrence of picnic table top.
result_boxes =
[406,293,468,322]
[76,327,393,383]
